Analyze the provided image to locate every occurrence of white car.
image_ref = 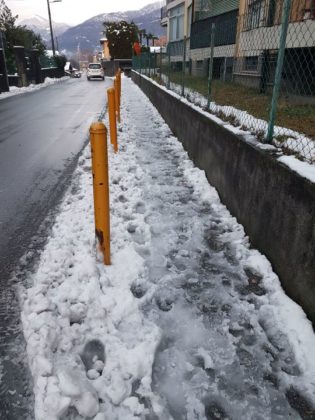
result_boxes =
[87,63,105,81]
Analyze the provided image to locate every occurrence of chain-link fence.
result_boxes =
[132,1,315,164]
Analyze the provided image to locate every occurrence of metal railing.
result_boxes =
[161,5,168,20]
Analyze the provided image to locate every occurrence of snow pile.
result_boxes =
[20,114,162,418]
[278,155,315,183]
[0,76,69,101]
[20,76,315,419]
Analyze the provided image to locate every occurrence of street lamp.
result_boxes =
[47,0,62,57]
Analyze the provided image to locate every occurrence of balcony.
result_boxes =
[190,10,238,50]
[161,6,168,26]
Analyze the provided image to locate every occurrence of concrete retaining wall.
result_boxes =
[131,71,315,325]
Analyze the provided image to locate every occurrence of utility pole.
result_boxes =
[47,0,56,57]
[46,0,62,57]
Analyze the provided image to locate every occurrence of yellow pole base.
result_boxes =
[107,88,118,153]
[90,122,111,265]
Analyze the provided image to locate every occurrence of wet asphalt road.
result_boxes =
[0,76,108,419]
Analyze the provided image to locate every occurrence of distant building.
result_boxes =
[79,61,88,70]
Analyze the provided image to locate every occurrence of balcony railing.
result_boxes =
[161,6,168,20]
[190,10,238,50]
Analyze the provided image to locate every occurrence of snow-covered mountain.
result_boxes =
[58,1,165,55]
[19,15,71,44]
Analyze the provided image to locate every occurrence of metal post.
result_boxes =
[181,36,187,97]
[266,0,292,142]
[167,46,171,90]
[154,51,156,77]
[149,52,151,77]
[90,122,111,265]
[160,46,162,81]
[139,53,142,75]
[223,57,227,82]
[207,23,216,109]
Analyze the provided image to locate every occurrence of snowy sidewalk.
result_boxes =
[20,77,315,419]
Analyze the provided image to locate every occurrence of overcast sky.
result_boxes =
[7,0,162,25]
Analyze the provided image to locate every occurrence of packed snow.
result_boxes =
[0,76,69,101]
[19,76,315,419]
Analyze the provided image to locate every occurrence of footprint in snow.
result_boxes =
[80,339,105,373]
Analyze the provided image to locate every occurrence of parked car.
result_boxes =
[87,63,104,81]
[73,70,82,78]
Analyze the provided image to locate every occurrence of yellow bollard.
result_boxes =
[107,87,118,153]
[114,78,121,123]
[90,122,111,265]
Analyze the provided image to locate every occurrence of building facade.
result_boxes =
[190,0,239,77]
[234,0,315,96]
[160,0,315,99]
[161,0,193,64]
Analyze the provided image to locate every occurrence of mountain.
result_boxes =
[19,15,71,45]
[58,1,165,55]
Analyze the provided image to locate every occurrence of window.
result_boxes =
[88,63,101,69]
[266,0,276,26]
[244,56,259,71]
[194,0,212,21]
[245,0,265,29]
[169,4,184,41]
[303,0,315,19]
[187,5,192,37]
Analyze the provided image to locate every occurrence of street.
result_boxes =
[0,77,108,419]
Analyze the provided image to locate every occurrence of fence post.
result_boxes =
[167,46,171,89]
[207,23,216,109]
[181,36,187,97]
[139,53,142,75]
[223,57,227,82]
[148,51,151,77]
[107,88,118,153]
[90,122,111,265]
[154,51,156,77]
[266,0,292,142]
[160,46,162,82]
